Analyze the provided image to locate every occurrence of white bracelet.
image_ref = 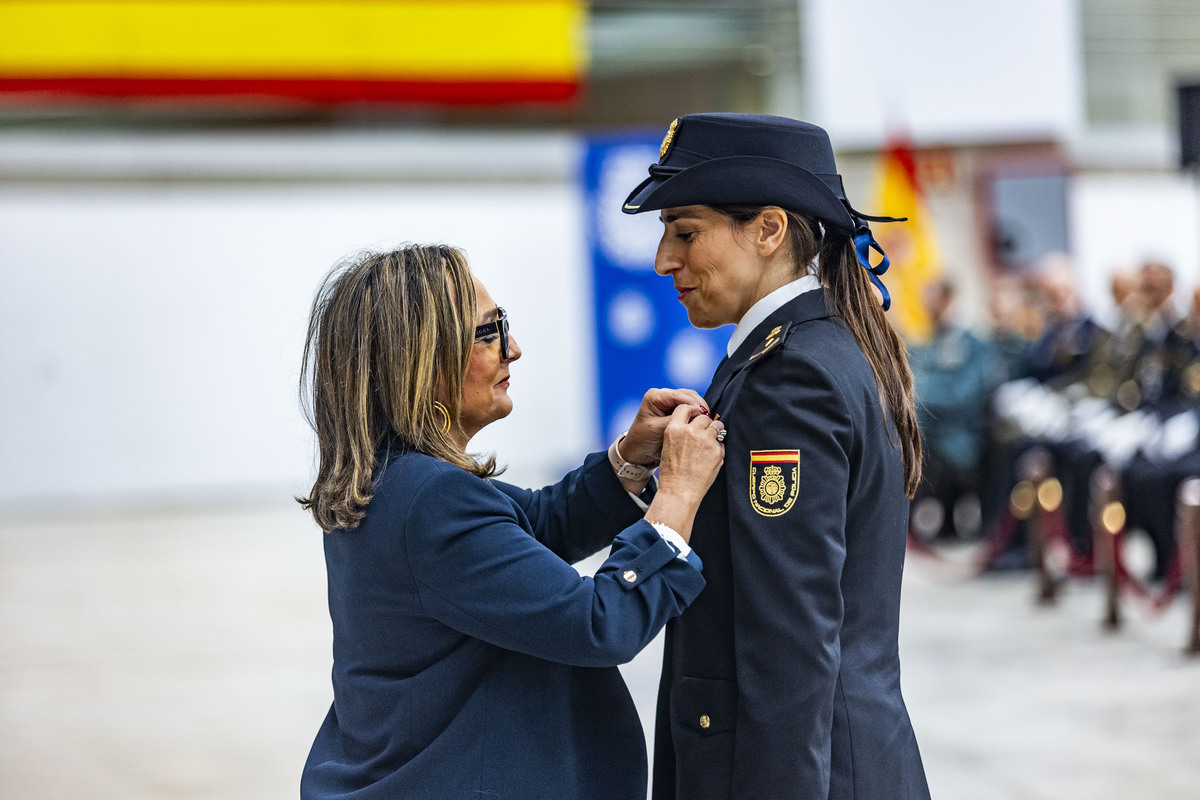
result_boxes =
[608,431,656,481]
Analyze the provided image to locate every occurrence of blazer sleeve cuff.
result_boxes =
[612,523,705,600]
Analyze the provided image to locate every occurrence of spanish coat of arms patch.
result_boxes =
[748,449,800,516]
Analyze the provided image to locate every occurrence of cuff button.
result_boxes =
[622,569,638,583]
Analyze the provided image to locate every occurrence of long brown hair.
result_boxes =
[298,244,499,532]
[714,205,923,497]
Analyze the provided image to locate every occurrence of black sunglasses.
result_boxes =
[474,307,510,360]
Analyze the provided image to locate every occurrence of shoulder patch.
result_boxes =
[749,449,800,516]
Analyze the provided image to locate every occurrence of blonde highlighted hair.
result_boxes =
[298,244,499,532]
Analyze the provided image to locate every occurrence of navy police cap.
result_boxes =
[622,112,888,237]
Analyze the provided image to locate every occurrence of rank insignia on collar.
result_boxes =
[660,118,679,158]
[749,450,799,516]
[749,324,788,362]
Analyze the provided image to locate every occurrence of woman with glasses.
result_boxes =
[298,243,726,800]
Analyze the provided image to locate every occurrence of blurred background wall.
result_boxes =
[0,130,594,510]
[1,0,1199,512]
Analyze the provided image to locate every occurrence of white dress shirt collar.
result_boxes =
[726,274,821,357]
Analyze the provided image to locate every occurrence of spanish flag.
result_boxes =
[869,140,942,343]
[0,1,586,105]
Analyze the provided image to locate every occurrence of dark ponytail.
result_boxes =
[714,205,923,497]
[816,232,922,497]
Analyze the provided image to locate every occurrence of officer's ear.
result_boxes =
[754,207,789,258]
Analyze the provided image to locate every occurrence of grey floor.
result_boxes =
[2,501,1197,799]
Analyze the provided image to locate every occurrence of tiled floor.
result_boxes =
[2,502,1197,799]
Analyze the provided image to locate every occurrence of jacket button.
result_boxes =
[622,569,638,583]
[699,714,711,730]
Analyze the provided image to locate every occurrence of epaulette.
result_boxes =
[747,322,792,363]
[706,322,795,420]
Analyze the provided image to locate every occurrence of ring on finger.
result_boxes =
[715,429,727,443]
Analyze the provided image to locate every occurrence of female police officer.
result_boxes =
[297,244,725,799]
[623,113,931,799]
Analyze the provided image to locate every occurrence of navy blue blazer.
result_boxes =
[652,289,930,800]
[302,448,705,800]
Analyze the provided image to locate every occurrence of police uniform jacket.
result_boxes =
[302,446,706,800]
[652,287,929,800]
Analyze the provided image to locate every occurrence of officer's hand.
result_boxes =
[646,404,725,542]
[620,388,709,466]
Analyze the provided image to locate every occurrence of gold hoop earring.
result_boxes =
[432,402,452,435]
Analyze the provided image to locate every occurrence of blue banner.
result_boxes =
[583,132,731,446]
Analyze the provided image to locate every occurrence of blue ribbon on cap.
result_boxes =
[853,226,891,311]
[842,201,905,313]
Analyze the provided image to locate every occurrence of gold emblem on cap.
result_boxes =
[659,118,679,158]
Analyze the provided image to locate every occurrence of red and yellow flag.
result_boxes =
[0,1,587,105]
[869,140,942,343]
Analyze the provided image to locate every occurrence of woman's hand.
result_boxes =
[644,403,726,543]
[619,388,710,466]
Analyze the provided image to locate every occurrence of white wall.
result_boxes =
[1069,172,1200,320]
[0,131,594,512]
[805,0,1084,147]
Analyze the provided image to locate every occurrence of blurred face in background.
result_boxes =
[1140,261,1174,313]
[921,281,955,329]
[1038,269,1082,322]
[1109,269,1137,309]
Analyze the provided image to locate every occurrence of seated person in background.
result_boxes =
[1140,260,1180,343]
[1122,280,1200,582]
[992,257,1189,575]
[1018,253,1099,387]
[981,255,1098,554]
[985,272,1040,385]
[1084,260,1178,411]
[977,272,1041,535]
[1044,262,1160,560]
[909,279,995,539]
